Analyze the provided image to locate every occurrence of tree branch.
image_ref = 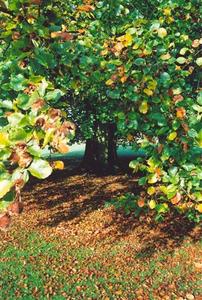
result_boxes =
[0,7,15,16]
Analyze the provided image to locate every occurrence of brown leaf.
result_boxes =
[176,107,186,119]
[57,142,69,154]
[59,121,75,135]
[181,122,189,132]
[9,201,24,215]
[12,31,21,40]
[77,5,95,12]
[48,108,61,120]
[35,117,45,127]
[137,198,145,208]
[51,31,73,41]
[9,151,20,165]
[171,192,182,205]
[32,98,45,111]
[0,213,11,230]
[157,144,163,154]
[182,142,188,152]
[18,152,32,168]
[173,94,184,103]
[30,0,42,4]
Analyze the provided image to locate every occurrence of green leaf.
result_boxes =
[45,89,64,102]
[16,94,32,110]
[193,104,202,113]
[27,142,42,157]
[176,57,186,64]
[0,179,12,199]
[9,128,29,142]
[107,89,120,99]
[10,74,26,91]
[0,100,13,110]
[197,92,202,105]
[35,48,56,69]
[134,58,146,66]
[196,57,202,67]
[129,160,139,171]
[38,79,48,97]
[7,112,24,126]
[159,72,171,86]
[156,203,169,214]
[28,159,52,179]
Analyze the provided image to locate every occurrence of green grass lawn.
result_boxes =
[0,229,201,300]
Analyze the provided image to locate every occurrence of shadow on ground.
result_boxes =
[20,160,202,257]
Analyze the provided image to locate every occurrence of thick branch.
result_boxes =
[0,7,15,16]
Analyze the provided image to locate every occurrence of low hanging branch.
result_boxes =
[0,7,15,16]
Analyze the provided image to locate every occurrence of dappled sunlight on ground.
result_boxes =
[0,163,201,299]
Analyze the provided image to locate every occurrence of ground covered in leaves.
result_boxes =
[0,162,202,299]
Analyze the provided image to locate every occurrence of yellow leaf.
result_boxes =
[139,101,149,114]
[133,43,139,50]
[117,35,125,42]
[192,39,200,48]
[120,75,128,83]
[159,185,168,194]
[196,204,202,213]
[160,53,171,60]
[114,42,124,53]
[0,132,9,148]
[115,290,123,296]
[148,199,156,209]
[118,33,132,47]
[167,16,174,24]
[148,174,158,184]
[172,88,182,95]
[147,80,157,90]
[157,27,167,38]
[143,48,152,56]
[53,161,64,170]
[124,33,133,47]
[180,48,189,55]
[0,180,12,199]
[105,79,114,86]
[50,32,58,38]
[163,8,171,16]
[127,134,134,141]
[181,35,189,41]
[143,88,153,96]
[147,187,156,195]
[167,131,177,141]
[100,49,108,56]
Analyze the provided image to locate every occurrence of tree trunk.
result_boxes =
[82,123,118,173]
[107,123,118,173]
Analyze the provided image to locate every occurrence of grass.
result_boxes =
[0,230,201,299]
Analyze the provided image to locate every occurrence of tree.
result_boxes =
[0,0,201,225]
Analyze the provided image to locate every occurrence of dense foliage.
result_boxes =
[0,0,201,223]
[0,0,75,219]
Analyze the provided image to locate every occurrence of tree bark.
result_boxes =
[107,123,118,172]
[82,123,118,173]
